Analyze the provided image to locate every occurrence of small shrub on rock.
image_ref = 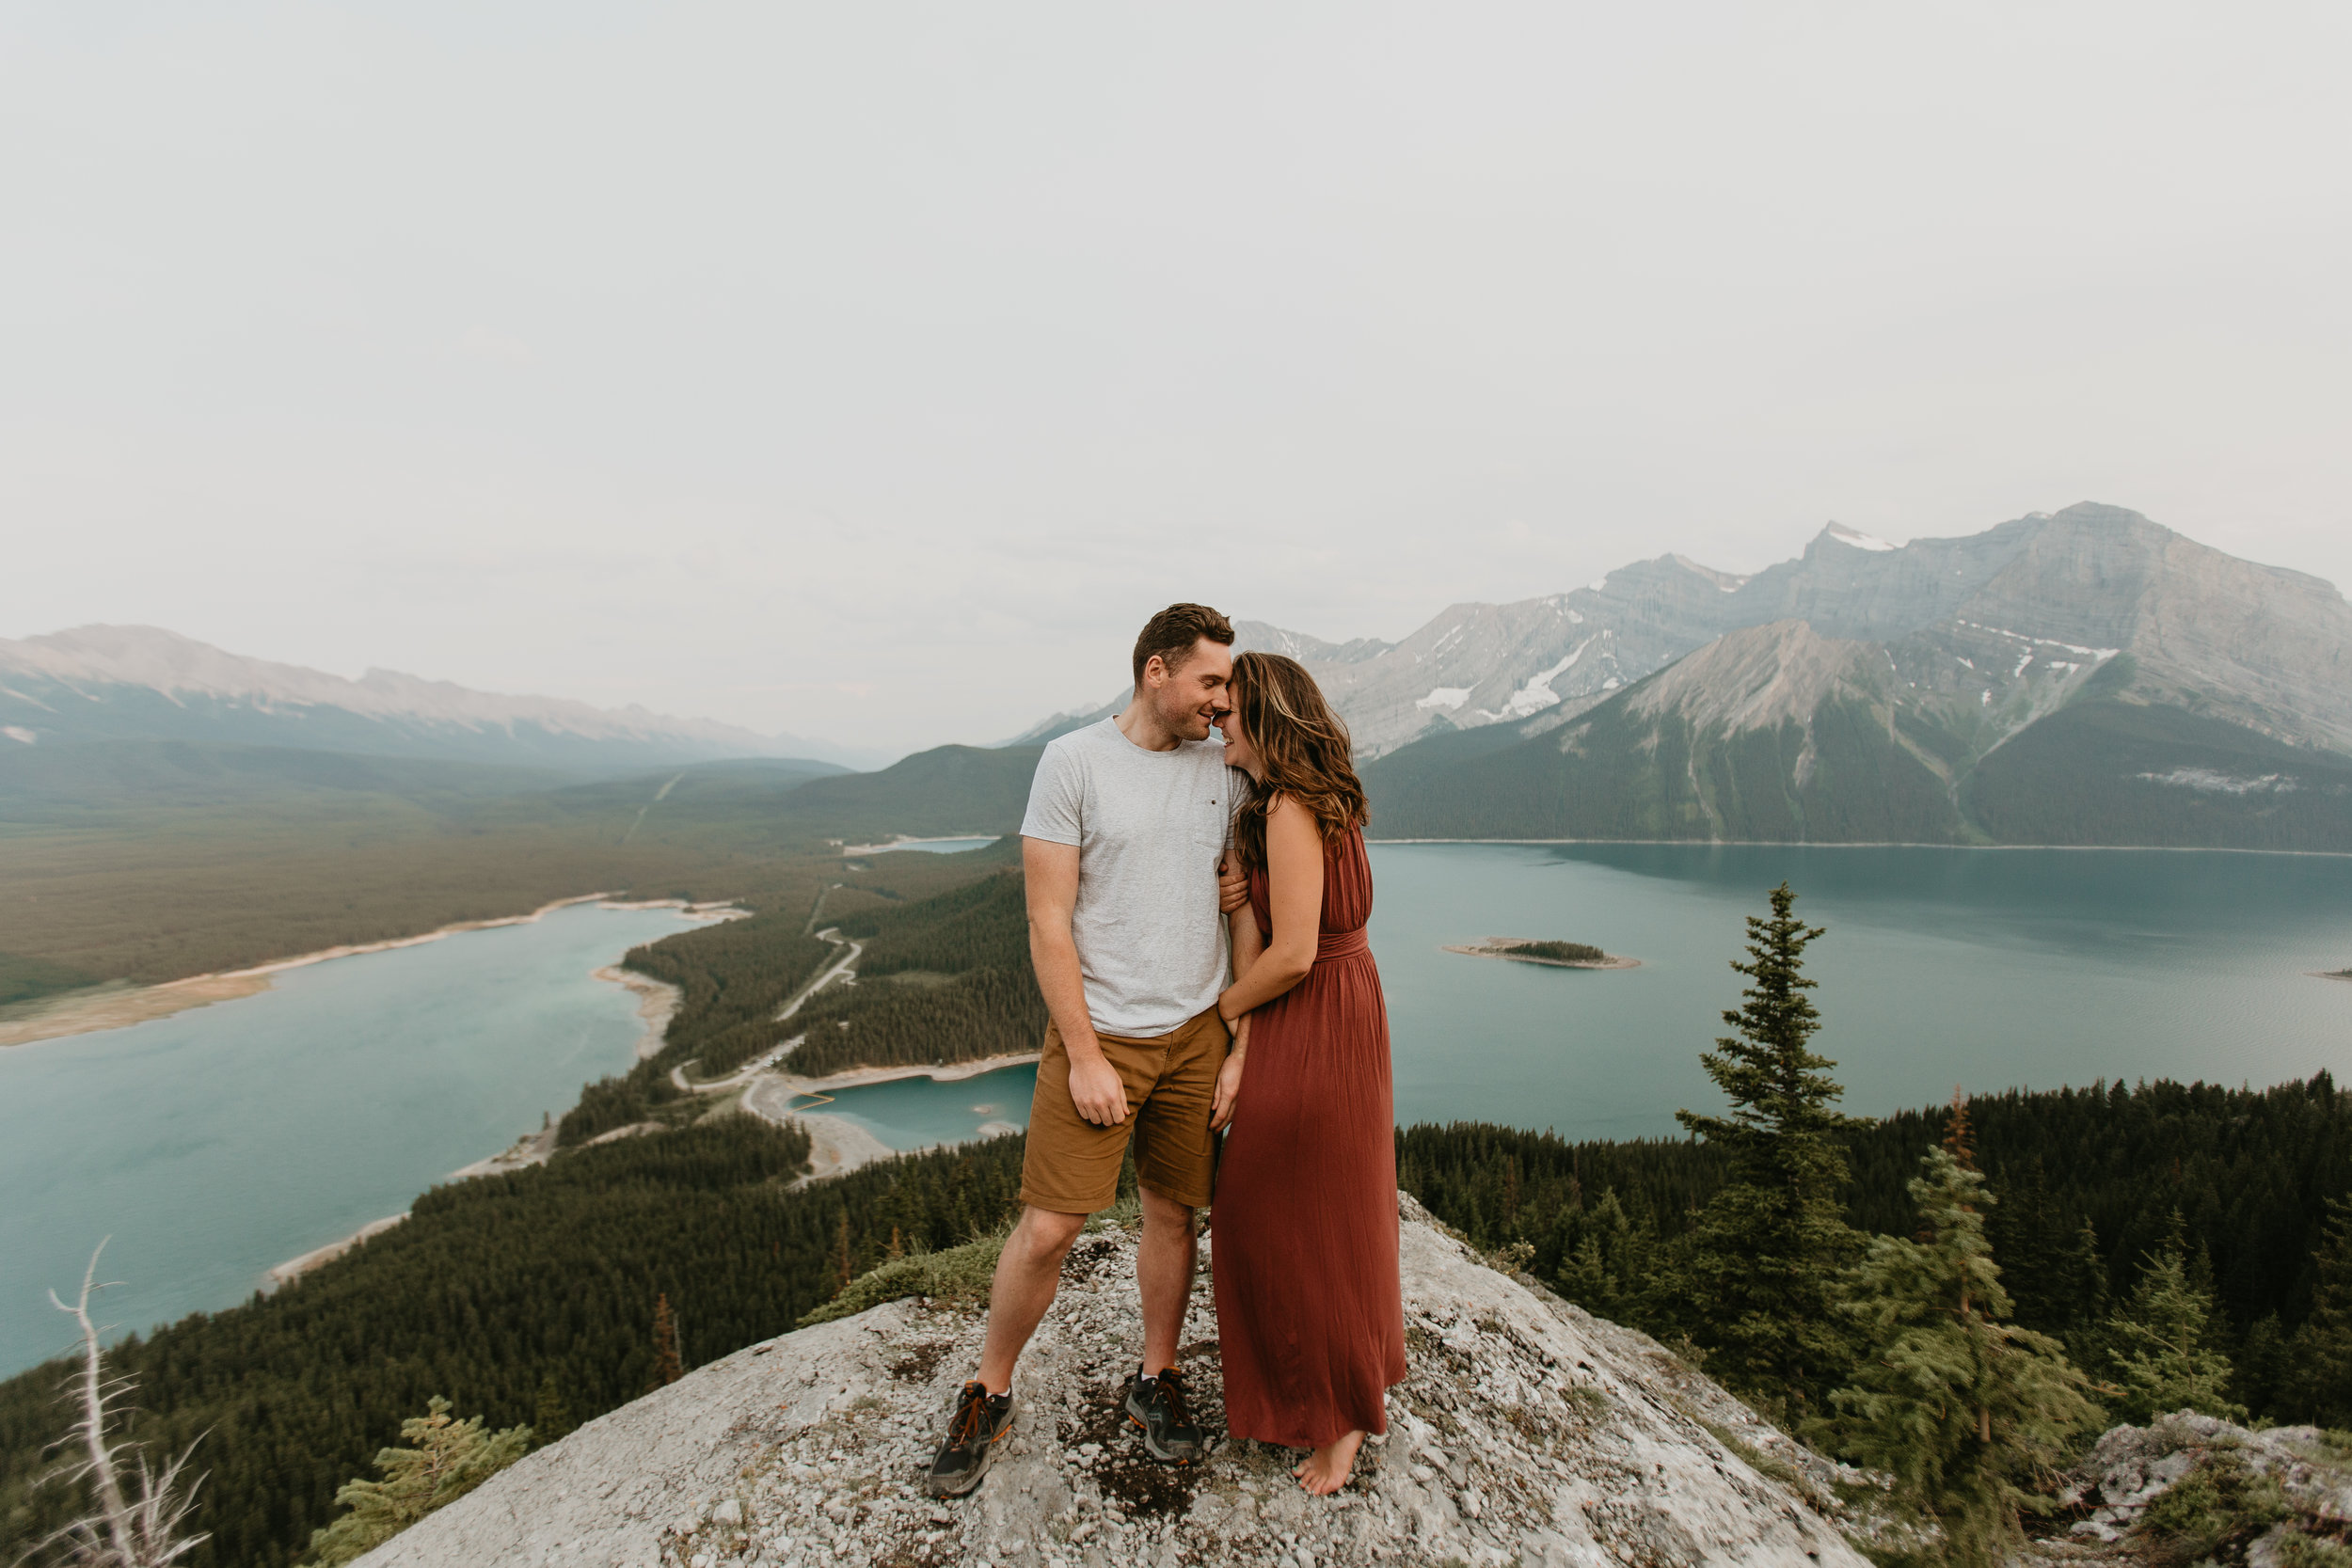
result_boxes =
[2135,1448,2289,1562]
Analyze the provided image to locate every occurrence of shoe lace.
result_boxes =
[1151,1368,1191,1429]
[947,1382,991,1447]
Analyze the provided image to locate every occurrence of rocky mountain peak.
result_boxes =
[356,1197,1865,1568]
[1819,522,1898,554]
[1624,619,1880,736]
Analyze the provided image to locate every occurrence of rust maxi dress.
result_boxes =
[1213,824,1407,1449]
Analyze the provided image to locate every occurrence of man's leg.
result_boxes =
[1136,1185,1197,1375]
[975,1204,1089,1392]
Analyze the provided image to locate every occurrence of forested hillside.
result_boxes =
[0,741,1035,1005]
[15,1067,2348,1566]
[0,1122,1027,1568]
[1402,1071,2352,1418]
[555,846,1018,1145]
[783,872,1045,1077]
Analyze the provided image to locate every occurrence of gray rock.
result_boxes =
[358,1196,1867,1567]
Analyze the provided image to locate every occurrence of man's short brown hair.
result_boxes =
[1132,603,1234,688]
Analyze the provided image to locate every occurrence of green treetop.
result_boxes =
[2105,1221,2244,1425]
[1824,1144,2102,1568]
[302,1396,531,1566]
[1671,882,1869,1417]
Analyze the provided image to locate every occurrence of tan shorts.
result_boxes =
[1019,1006,1230,1214]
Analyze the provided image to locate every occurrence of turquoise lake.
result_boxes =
[0,903,703,1377]
[809,843,2352,1150]
[8,845,2352,1377]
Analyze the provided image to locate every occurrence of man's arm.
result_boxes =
[1023,836,1129,1127]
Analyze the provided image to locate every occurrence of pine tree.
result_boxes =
[532,1374,574,1449]
[301,1397,531,1566]
[648,1293,684,1392]
[1943,1085,1975,1166]
[2291,1196,2352,1424]
[1822,1147,2102,1568]
[2105,1225,2243,1424]
[1550,1189,1658,1321]
[1672,882,1869,1418]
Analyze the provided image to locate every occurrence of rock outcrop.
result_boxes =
[358,1197,1865,1568]
[2022,1410,2352,1565]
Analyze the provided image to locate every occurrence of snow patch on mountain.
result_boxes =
[1824,522,1897,552]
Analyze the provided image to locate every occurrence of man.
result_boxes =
[926,602,1246,1498]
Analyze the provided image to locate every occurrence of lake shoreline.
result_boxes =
[741,1053,1041,1181]
[267,1049,1042,1289]
[0,895,741,1051]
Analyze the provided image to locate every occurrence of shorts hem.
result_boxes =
[1020,1186,1113,1216]
[1136,1176,1214,1211]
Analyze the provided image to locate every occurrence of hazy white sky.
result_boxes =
[4,3,2348,755]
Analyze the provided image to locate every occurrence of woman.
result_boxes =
[1208,650,1406,1495]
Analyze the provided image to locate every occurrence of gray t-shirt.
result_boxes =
[1019,717,1233,1037]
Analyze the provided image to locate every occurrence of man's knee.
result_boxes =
[1137,1186,1196,1228]
[1013,1204,1089,1260]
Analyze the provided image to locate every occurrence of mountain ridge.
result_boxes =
[0,625,879,773]
[1360,506,2352,849]
[1221,503,2350,768]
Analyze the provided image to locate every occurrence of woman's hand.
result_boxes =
[1210,1015,1249,1131]
[1216,858,1249,914]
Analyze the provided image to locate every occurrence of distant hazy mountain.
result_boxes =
[0,626,876,774]
[996,696,1124,748]
[993,620,1395,748]
[1363,504,2352,849]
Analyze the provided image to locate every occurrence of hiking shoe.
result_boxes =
[925,1381,1015,1497]
[1123,1367,1206,1464]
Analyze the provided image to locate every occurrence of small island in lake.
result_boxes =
[2316,968,2352,982]
[1442,937,1640,971]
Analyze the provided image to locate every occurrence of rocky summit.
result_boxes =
[356,1196,1865,1568]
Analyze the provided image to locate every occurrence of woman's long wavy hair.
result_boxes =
[1227,651,1369,871]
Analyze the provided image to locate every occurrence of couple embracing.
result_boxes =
[925,602,1405,1500]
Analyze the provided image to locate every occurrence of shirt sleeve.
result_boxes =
[1020,739,1085,847]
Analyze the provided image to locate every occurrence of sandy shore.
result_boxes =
[1442,941,1641,971]
[837,834,1001,855]
[595,966,686,1060]
[0,892,669,1050]
[2,895,743,1050]
[739,1053,1041,1180]
[267,1213,409,1287]
[740,1081,905,1185]
[767,1052,1042,1100]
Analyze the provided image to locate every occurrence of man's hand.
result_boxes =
[1066,1049,1130,1127]
[1210,1015,1249,1132]
[1216,857,1249,915]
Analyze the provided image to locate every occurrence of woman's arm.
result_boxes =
[1228,888,1267,987]
[1216,796,1324,1023]
[1211,890,1267,1132]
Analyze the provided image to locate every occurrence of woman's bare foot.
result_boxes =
[1294,1430,1366,1496]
